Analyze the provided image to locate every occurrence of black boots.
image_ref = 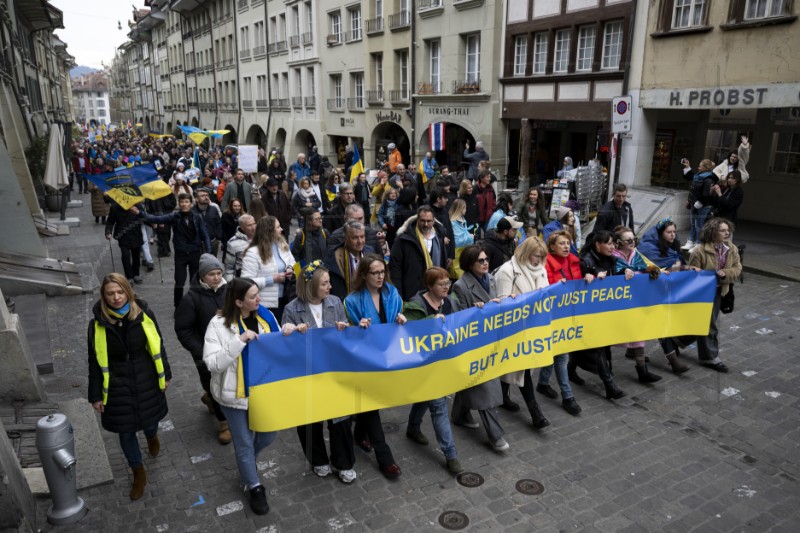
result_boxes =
[604,380,626,400]
[500,382,520,412]
[635,364,662,383]
[666,352,690,374]
[527,399,550,429]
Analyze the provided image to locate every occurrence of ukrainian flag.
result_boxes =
[85,163,172,210]
[349,144,364,184]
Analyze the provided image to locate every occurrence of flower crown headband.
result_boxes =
[656,217,673,231]
[302,260,323,282]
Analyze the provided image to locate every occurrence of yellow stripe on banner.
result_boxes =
[139,180,172,200]
[247,302,712,431]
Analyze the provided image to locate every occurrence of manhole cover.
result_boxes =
[515,479,544,495]
[456,472,484,488]
[438,511,469,530]
[382,422,399,434]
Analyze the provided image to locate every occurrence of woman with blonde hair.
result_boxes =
[88,274,171,500]
[240,216,296,322]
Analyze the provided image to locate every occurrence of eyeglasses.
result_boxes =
[368,270,386,277]
[621,238,637,245]
[477,258,489,264]
[436,281,452,289]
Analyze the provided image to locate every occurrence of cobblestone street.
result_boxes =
[33,202,800,532]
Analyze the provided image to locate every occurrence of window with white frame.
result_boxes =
[240,26,250,50]
[332,74,343,106]
[305,1,313,33]
[375,0,384,18]
[352,72,364,107]
[772,131,800,174]
[430,39,441,91]
[601,21,623,70]
[257,75,267,100]
[745,0,787,19]
[576,26,595,72]
[373,53,383,92]
[281,73,288,99]
[292,6,300,37]
[672,0,706,28]
[330,12,342,41]
[465,34,480,83]
[553,30,570,73]
[294,69,302,96]
[513,35,527,76]
[278,14,286,41]
[399,49,409,96]
[307,67,315,96]
[533,32,548,74]
[254,21,264,47]
[349,7,362,40]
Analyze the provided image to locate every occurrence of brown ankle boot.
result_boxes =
[201,392,215,415]
[666,353,690,374]
[130,465,147,500]
[218,421,232,445]
[146,435,160,457]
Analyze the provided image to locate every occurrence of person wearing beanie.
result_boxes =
[174,253,232,445]
[542,205,579,255]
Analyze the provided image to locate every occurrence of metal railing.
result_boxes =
[237,0,248,9]
[327,98,344,110]
[419,0,443,8]
[349,28,362,41]
[301,32,313,44]
[453,78,481,94]
[389,89,410,103]
[291,96,303,107]
[239,49,250,59]
[256,99,268,108]
[347,97,365,110]
[388,11,411,30]
[242,99,253,108]
[268,41,287,53]
[304,96,316,107]
[366,90,384,104]
[253,44,266,56]
[365,17,384,34]
[289,35,300,47]
[417,81,442,94]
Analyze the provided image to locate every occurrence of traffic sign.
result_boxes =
[612,96,632,133]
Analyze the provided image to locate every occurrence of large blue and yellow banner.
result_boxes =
[246,272,717,432]
[85,163,172,210]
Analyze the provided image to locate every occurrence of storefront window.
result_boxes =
[772,132,800,175]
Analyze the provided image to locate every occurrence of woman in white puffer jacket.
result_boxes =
[240,215,296,323]
[203,277,280,516]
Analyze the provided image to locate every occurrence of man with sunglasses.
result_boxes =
[595,183,635,233]
[389,206,451,301]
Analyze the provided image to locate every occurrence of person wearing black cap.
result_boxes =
[482,216,521,272]
[260,178,292,241]
[174,253,231,445]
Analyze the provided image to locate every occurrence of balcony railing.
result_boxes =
[240,49,250,59]
[253,44,266,56]
[366,90,384,104]
[268,41,287,53]
[256,99,268,108]
[327,98,344,111]
[347,97,365,110]
[417,80,442,95]
[270,98,280,107]
[242,99,253,108]
[289,35,300,47]
[419,0,444,8]
[365,17,384,34]
[181,30,193,40]
[301,32,313,44]
[304,96,316,107]
[237,0,248,9]
[291,96,303,107]
[389,89,410,103]
[388,11,411,30]
[453,78,481,94]
[326,33,343,46]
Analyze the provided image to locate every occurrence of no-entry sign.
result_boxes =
[612,96,632,133]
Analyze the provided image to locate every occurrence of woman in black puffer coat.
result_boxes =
[174,254,230,444]
[88,273,171,501]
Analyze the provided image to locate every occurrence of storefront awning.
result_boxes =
[16,0,54,32]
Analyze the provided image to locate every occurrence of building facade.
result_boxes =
[619,0,800,227]
[72,72,110,126]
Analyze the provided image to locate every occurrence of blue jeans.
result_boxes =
[537,354,574,400]
[408,397,457,460]
[220,406,277,488]
[118,424,158,468]
[689,206,711,242]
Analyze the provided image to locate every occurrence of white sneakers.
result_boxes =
[492,438,510,451]
[681,240,695,250]
[313,464,357,484]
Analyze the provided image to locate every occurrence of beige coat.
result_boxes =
[688,241,742,296]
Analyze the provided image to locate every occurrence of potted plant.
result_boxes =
[24,136,61,211]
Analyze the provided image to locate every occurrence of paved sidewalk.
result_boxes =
[733,221,800,282]
[29,198,800,532]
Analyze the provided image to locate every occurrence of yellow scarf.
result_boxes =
[416,226,433,270]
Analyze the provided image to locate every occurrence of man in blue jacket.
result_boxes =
[142,192,211,308]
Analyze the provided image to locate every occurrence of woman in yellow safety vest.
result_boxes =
[88,273,171,501]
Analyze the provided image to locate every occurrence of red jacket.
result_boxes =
[71,154,90,174]
[476,183,496,224]
[545,253,582,284]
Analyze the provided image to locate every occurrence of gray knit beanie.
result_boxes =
[198,253,223,279]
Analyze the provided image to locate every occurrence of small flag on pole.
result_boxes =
[349,144,364,184]
[429,123,446,151]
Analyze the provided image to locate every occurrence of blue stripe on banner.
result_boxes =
[246,271,716,386]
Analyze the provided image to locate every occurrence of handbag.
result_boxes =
[720,286,735,314]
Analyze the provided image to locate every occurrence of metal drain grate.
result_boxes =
[515,479,544,495]
[438,511,469,530]
[456,472,484,488]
